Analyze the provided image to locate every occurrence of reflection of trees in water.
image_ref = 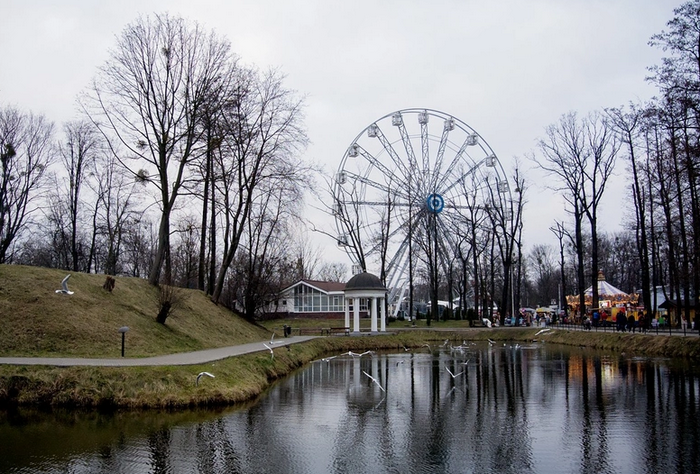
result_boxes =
[147,427,171,473]
[5,347,700,473]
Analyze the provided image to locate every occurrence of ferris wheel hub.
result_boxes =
[426,193,444,213]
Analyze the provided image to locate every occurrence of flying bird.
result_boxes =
[362,370,386,392]
[196,372,215,386]
[263,343,274,360]
[445,366,464,379]
[55,274,74,295]
[321,355,338,362]
[535,328,552,336]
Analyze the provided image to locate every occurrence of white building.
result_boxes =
[276,279,357,316]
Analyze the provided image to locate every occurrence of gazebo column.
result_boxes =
[371,297,378,332]
[380,297,386,332]
[344,296,350,329]
[353,297,360,333]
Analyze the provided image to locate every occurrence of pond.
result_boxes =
[1,342,699,473]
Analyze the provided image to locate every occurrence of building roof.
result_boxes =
[304,280,347,292]
[345,272,386,291]
[282,279,346,294]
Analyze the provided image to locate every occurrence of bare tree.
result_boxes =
[317,262,348,282]
[210,68,308,303]
[0,105,54,263]
[536,111,619,316]
[91,151,142,275]
[54,120,100,271]
[607,105,653,312]
[83,13,236,285]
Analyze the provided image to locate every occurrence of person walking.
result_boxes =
[618,311,628,332]
[638,313,646,334]
[627,312,636,333]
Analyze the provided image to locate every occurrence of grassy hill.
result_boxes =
[0,264,271,358]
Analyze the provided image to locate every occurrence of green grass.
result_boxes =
[0,264,270,358]
[2,264,700,409]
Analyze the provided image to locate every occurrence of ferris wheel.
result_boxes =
[333,108,512,315]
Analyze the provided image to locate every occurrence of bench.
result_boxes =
[328,326,350,336]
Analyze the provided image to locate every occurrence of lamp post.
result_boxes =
[118,326,129,357]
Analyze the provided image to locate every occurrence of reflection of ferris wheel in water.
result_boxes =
[333,108,512,315]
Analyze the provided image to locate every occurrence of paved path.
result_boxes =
[0,336,318,367]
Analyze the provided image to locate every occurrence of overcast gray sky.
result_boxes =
[0,0,681,267]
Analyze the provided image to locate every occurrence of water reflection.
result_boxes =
[1,343,699,473]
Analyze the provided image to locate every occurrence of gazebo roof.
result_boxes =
[345,272,386,291]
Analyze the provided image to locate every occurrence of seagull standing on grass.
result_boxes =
[55,274,74,294]
[362,371,386,392]
[196,372,215,386]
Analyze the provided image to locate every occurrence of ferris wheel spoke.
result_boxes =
[420,112,430,185]
[435,137,480,193]
[356,145,410,191]
[395,117,422,193]
[430,123,452,192]
[341,170,399,198]
[372,125,414,188]
[440,157,494,196]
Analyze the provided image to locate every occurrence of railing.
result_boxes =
[552,319,698,336]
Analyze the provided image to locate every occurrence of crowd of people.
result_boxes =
[581,309,693,333]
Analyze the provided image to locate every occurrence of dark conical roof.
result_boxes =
[344,272,385,291]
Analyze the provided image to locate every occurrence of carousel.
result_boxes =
[566,270,639,320]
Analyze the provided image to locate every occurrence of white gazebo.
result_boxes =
[344,272,387,333]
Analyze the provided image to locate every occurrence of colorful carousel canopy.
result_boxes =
[566,270,639,307]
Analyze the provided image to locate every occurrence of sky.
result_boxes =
[0,0,682,269]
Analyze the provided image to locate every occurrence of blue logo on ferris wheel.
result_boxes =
[427,193,444,213]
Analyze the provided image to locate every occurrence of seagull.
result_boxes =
[402,346,411,352]
[263,343,274,360]
[196,372,215,386]
[269,332,277,344]
[347,350,373,357]
[461,358,471,366]
[488,339,495,346]
[321,355,338,362]
[445,366,464,378]
[535,328,552,336]
[55,274,74,295]
[422,343,431,351]
[362,370,386,392]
